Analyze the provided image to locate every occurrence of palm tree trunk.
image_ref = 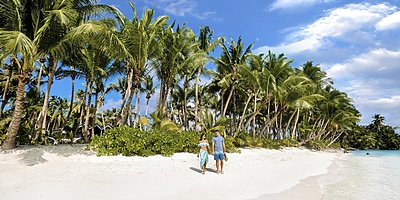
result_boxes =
[1,74,27,150]
[252,90,257,137]
[121,83,135,125]
[133,87,140,128]
[67,66,75,119]
[168,88,174,120]
[194,69,201,130]
[101,94,106,131]
[145,97,150,116]
[0,76,10,118]
[118,69,133,122]
[183,79,188,130]
[34,58,57,144]
[237,93,253,132]
[285,109,297,135]
[291,108,300,139]
[91,91,98,139]
[327,131,344,147]
[80,82,89,126]
[158,83,164,113]
[36,62,44,96]
[83,83,93,143]
[222,85,234,117]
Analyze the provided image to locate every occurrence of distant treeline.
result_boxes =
[344,114,400,150]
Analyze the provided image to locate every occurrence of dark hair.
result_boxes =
[199,133,206,141]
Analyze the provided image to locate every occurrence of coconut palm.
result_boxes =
[116,3,168,125]
[154,25,197,116]
[214,37,253,117]
[142,75,156,117]
[0,0,123,149]
[194,26,219,129]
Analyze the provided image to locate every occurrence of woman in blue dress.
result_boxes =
[197,133,209,175]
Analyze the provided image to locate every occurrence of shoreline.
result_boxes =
[0,145,341,200]
[253,152,345,200]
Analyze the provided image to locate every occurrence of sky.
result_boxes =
[52,0,400,128]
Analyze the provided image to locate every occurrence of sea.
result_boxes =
[321,150,400,200]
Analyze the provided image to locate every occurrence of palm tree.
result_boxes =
[371,114,385,132]
[117,3,168,125]
[142,75,156,117]
[194,26,219,129]
[154,25,197,116]
[214,37,253,117]
[0,0,123,149]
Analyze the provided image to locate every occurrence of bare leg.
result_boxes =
[216,160,220,174]
[202,163,206,175]
[220,160,224,174]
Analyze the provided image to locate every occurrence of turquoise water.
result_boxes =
[322,150,400,200]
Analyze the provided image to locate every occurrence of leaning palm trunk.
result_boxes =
[36,62,44,96]
[253,91,257,137]
[183,79,189,130]
[237,93,252,133]
[80,83,89,126]
[133,87,140,128]
[145,96,150,116]
[222,85,234,117]
[120,83,136,125]
[83,83,93,143]
[327,131,344,147]
[285,109,297,135]
[118,70,133,123]
[291,108,300,139]
[34,58,57,144]
[101,107,106,131]
[91,91,99,139]
[67,66,75,119]
[159,82,168,114]
[2,74,27,150]
[194,69,201,130]
[0,73,11,118]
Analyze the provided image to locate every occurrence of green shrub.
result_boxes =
[91,126,319,157]
[305,139,332,150]
[91,126,204,156]
[277,138,300,147]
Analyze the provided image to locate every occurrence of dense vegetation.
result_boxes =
[344,114,400,150]
[0,0,398,152]
[90,126,302,156]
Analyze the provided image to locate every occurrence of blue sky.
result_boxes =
[52,0,400,127]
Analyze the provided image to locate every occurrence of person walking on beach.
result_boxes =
[212,130,226,174]
[197,133,210,175]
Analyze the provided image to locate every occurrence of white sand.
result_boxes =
[0,145,339,200]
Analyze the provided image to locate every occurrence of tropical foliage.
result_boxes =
[344,114,400,150]
[1,0,397,152]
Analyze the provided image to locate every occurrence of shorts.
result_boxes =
[214,151,225,160]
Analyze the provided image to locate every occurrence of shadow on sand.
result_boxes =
[11,144,93,167]
[189,167,217,174]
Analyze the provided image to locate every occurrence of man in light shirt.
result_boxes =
[212,130,226,174]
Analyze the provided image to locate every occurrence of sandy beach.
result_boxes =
[0,145,340,200]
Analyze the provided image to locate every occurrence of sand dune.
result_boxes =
[0,145,340,200]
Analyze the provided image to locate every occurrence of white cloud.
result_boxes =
[269,0,333,11]
[369,96,400,109]
[376,11,400,31]
[256,3,396,55]
[327,48,400,81]
[144,0,216,20]
[326,49,400,127]
[164,0,195,16]
[101,98,122,112]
